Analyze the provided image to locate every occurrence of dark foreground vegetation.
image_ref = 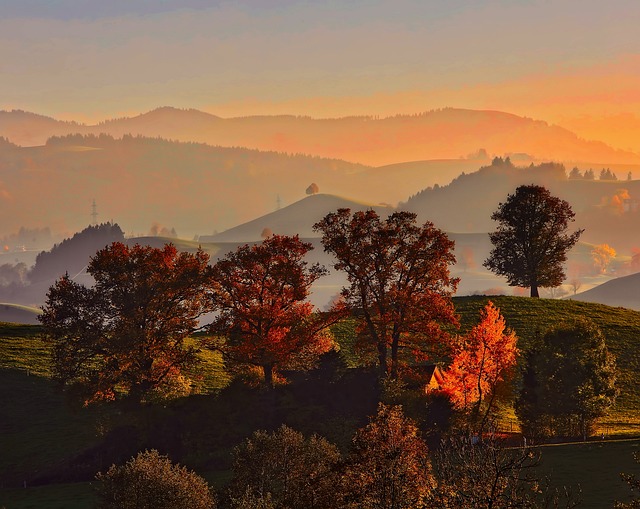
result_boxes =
[1,296,640,508]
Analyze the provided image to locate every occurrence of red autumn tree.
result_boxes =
[313,209,458,379]
[40,242,213,405]
[441,301,518,434]
[209,235,342,387]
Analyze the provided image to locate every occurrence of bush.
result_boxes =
[94,449,216,509]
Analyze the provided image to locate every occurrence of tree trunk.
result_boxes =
[378,341,388,378]
[530,283,539,298]
[264,363,274,389]
[390,337,399,380]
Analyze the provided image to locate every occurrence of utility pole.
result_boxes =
[91,199,98,225]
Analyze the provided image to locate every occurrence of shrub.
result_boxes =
[94,449,216,509]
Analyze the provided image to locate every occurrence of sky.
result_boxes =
[2,0,640,150]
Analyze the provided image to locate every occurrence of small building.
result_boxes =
[405,363,445,394]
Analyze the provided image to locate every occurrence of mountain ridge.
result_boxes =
[1,107,638,167]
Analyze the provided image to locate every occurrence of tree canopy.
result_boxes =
[39,242,213,405]
[209,235,341,387]
[484,185,583,297]
[515,318,618,439]
[441,301,518,435]
[313,209,458,378]
[95,449,216,509]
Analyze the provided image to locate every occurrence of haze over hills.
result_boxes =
[1,107,638,167]
[208,193,392,243]
[571,272,640,311]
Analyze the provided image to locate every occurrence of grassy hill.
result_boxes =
[1,297,640,507]
[454,296,640,434]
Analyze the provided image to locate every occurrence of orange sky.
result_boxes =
[2,1,639,152]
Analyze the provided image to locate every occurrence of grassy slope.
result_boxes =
[453,296,640,434]
[1,296,640,507]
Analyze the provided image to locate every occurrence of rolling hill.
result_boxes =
[2,107,638,167]
[571,272,640,310]
[208,193,392,243]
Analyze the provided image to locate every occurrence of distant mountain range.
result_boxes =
[2,107,638,166]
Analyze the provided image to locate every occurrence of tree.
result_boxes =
[568,167,582,179]
[230,425,341,509]
[39,242,213,405]
[314,209,458,378]
[515,319,618,440]
[430,436,580,508]
[342,403,433,509]
[484,185,583,297]
[95,449,216,509]
[441,301,518,435]
[591,243,616,274]
[584,169,595,180]
[209,235,341,387]
[306,183,320,195]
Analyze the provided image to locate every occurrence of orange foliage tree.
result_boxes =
[441,301,518,434]
[209,235,342,387]
[40,242,213,405]
[591,243,616,274]
[314,209,458,379]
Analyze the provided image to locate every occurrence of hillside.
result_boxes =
[571,272,640,310]
[1,107,638,167]
[0,134,376,239]
[403,158,640,251]
[0,303,41,324]
[1,297,639,507]
[209,193,392,242]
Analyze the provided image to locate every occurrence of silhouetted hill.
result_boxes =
[403,158,640,252]
[0,303,41,324]
[0,134,374,239]
[570,272,640,310]
[208,193,392,243]
[1,107,638,166]
[29,223,124,283]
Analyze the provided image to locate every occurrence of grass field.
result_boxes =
[1,296,640,507]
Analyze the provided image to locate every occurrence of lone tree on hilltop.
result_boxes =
[40,242,213,405]
[209,235,343,388]
[314,209,458,379]
[484,185,583,297]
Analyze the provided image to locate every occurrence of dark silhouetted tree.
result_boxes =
[40,243,213,405]
[306,183,320,195]
[584,169,595,180]
[484,185,583,297]
[95,449,216,509]
[314,209,458,378]
[568,167,582,179]
[516,319,618,440]
[209,235,343,387]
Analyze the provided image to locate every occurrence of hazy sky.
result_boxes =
[2,0,639,147]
